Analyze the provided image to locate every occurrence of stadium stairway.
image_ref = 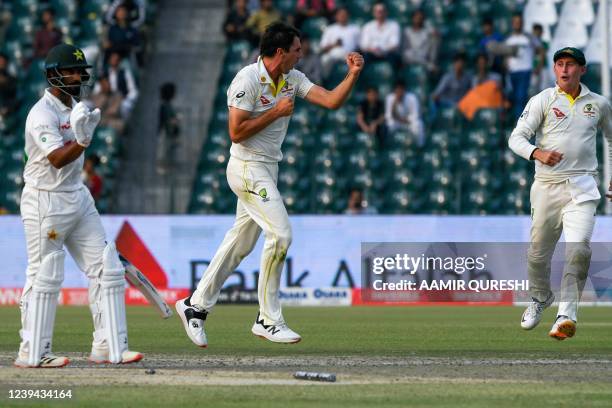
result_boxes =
[115,0,225,213]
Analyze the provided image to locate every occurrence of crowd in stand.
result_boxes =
[222,0,552,148]
[0,0,153,206]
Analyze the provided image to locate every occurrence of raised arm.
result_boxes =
[305,52,364,110]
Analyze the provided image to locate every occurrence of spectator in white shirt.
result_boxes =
[505,13,541,122]
[385,80,424,146]
[359,3,401,67]
[319,7,360,77]
[402,9,439,73]
[104,51,139,118]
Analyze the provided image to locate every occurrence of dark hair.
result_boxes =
[532,23,543,31]
[160,82,176,101]
[411,9,424,18]
[259,22,301,57]
[453,52,466,62]
[86,154,100,166]
[512,12,522,19]
[481,16,493,26]
[394,79,406,89]
[42,7,56,17]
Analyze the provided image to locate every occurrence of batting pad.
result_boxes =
[101,242,128,363]
[23,250,65,366]
[24,291,58,366]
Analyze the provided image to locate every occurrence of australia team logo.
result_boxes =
[583,103,596,118]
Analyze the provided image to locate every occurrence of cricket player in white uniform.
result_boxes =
[15,43,142,367]
[177,22,364,345]
[509,47,612,340]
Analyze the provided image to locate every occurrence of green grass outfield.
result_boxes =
[1,305,612,407]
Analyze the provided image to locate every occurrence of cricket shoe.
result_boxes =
[548,315,577,340]
[14,353,70,368]
[521,293,554,330]
[251,313,301,344]
[89,348,144,364]
[176,296,208,348]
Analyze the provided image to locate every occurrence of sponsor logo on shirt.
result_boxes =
[552,107,566,119]
[235,91,245,98]
[260,95,271,105]
[60,122,71,130]
[281,82,294,95]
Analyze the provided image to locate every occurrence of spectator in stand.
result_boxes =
[223,0,251,41]
[359,3,401,67]
[83,155,104,202]
[385,80,424,146]
[478,16,504,74]
[106,0,146,28]
[90,76,126,134]
[430,52,472,118]
[293,0,336,29]
[356,86,386,149]
[319,7,360,77]
[245,0,281,47]
[33,8,63,60]
[105,4,141,62]
[345,188,377,215]
[402,9,439,73]
[295,37,322,84]
[104,51,139,118]
[504,13,541,122]
[0,55,18,120]
[157,82,181,173]
[531,23,549,92]
[472,53,502,90]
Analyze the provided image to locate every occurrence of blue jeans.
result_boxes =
[510,70,531,122]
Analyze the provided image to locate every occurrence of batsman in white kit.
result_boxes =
[509,47,612,340]
[177,22,364,345]
[15,43,142,367]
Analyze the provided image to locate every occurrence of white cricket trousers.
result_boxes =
[191,156,291,325]
[528,179,597,322]
[19,185,108,355]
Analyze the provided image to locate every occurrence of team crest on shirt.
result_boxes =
[583,103,596,118]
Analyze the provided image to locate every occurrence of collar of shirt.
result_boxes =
[44,88,75,112]
[257,56,288,97]
[555,82,590,105]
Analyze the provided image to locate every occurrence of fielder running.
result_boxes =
[177,22,364,345]
[509,47,612,340]
[16,43,142,367]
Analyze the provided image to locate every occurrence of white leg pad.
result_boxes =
[101,242,128,363]
[23,250,65,366]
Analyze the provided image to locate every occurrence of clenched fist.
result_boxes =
[274,97,294,117]
[346,52,364,74]
[533,149,563,166]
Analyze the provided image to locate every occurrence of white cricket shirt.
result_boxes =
[505,33,535,72]
[509,83,612,184]
[23,89,84,191]
[227,57,314,162]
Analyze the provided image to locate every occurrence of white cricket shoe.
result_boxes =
[14,353,70,368]
[89,348,144,364]
[251,313,301,344]
[176,297,208,348]
[521,294,554,330]
[549,315,577,340]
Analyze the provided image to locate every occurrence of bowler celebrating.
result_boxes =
[177,22,364,345]
[509,47,612,340]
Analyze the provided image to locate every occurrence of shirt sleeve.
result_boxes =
[508,92,546,161]
[227,72,259,112]
[294,70,315,99]
[28,109,64,156]
[387,21,400,50]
